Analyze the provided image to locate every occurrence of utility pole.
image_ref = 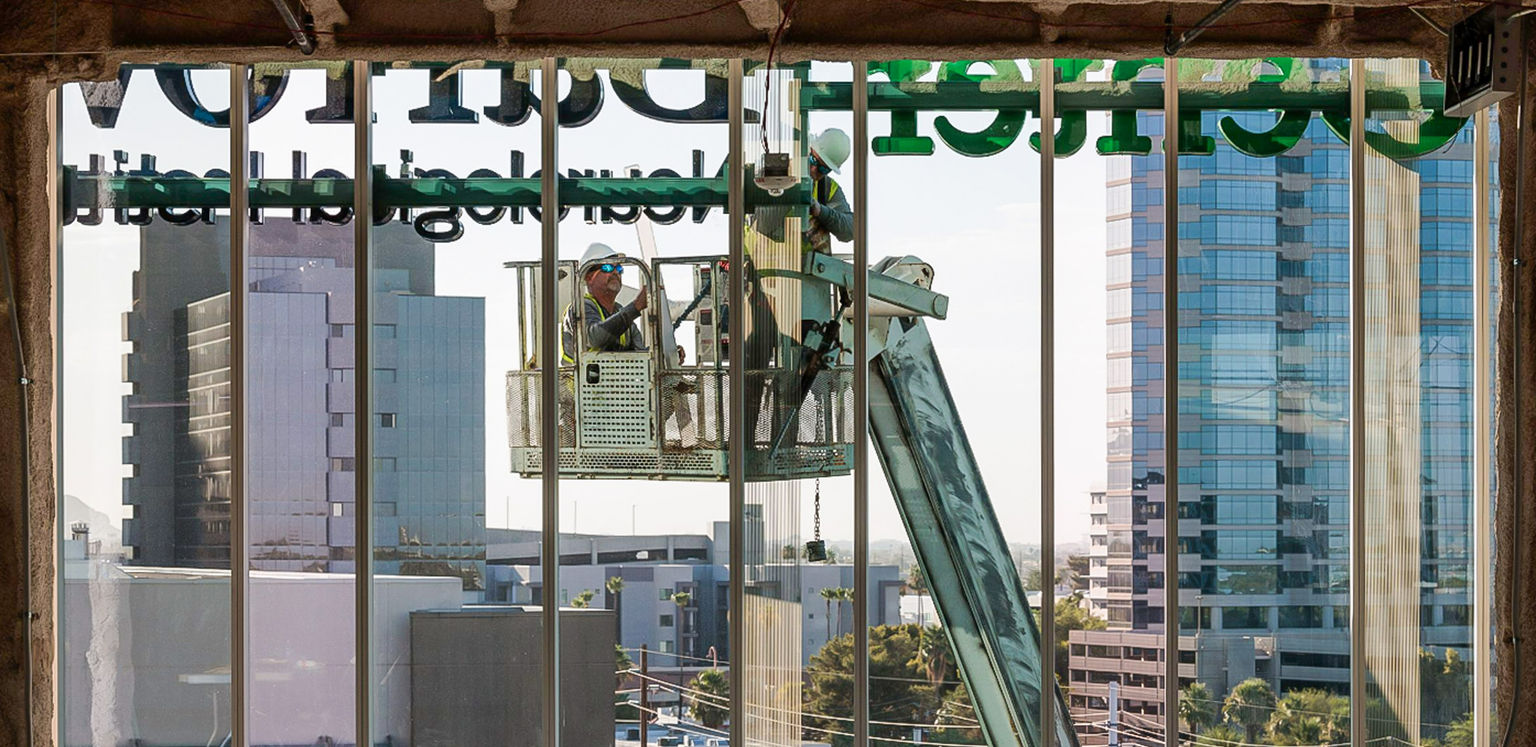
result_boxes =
[640,644,649,747]
[1108,680,1120,747]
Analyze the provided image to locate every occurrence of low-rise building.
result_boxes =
[487,525,904,667]
[1065,628,1351,744]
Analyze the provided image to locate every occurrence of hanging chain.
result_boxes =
[813,478,822,543]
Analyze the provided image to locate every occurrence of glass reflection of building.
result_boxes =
[1093,65,1474,682]
[122,220,487,590]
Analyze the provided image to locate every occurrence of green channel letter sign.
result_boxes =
[62,58,1468,242]
[851,58,1466,159]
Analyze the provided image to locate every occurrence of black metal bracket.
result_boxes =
[268,0,317,55]
[1165,0,1249,57]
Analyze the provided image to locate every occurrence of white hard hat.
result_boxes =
[580,242,622,267]
[809,129,851,174]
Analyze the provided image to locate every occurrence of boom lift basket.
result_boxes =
[503,256,854,481]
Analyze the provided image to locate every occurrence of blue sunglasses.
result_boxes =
[593,262,624,275]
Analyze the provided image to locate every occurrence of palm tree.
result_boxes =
[670,591,692,676]
[1269,715,1324,746]
[833,587,854,636]
[688,668,730,728]
[1222,677,1277,744]
[614,644,634,689]
[605,575,625,638]
[1179,682,1218,734]
[819,586,840,643]
[1267,688,1348,744]
[571,589,596,608]
[907,565,928,625]
[1195,723,1246,747]
[916,624,952,687]
[1440,714,1475,747]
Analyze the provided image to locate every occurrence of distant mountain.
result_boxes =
[62,495,123,549]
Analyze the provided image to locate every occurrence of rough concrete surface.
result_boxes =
[0,0,1531,745]
[1492,52,1536,747]
[0,67,59,747]
[0,0,1463,68]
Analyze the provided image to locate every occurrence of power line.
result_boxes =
[629,670,984,731]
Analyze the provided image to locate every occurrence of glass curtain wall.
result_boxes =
[53,54,1502,747]
[1361,58,1480,747]
[863,57,1044,747]
[1174,57,1355,747]
[1482,103,1500,747]
[366,59,540,744]
[1052,57,1118,744]
[553,57,734,746]
[58,65,234,746]
[244,61,360,741]
[730,58,861,746]
[1057,58,1182,745]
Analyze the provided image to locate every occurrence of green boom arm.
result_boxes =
[868,316,1078,747]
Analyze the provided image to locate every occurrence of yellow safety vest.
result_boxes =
[744,177,840,255]
[560,293,630,364]
[815,177,840,205]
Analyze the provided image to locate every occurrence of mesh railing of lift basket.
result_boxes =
[739,366,855,449]
[505,369,577,449]
[508,366,854,452]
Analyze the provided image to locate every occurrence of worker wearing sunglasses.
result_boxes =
[560,242,649,365]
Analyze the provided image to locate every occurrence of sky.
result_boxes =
[58,61,1109,552]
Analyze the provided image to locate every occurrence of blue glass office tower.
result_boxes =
[122,221,487,591]
[1091,65,1475,692]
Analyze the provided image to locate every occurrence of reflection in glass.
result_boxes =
[553,58,734,747]
[245,62,360,742]
[50,53,1500,747]
[1170,58,1356,747]
[865,57,1059,747]
[59,65,234,745]
[1064,57,1179,742]
[1362,58,1479,746]
[368,60,532,743]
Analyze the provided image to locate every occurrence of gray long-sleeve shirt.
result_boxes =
[561,294,646,362]
[750,176,854,251]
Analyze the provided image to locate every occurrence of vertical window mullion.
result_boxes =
[228,62,252,747]
[1348,56,1369,747]
[49,84,62,747]
[1471,105,1493,747]
[1039,56,1057,747]
[352,60,374,747]
[1161,57,1181,747]
[726,57,746,747]
[539,55,561,747]
[853,59,870,747]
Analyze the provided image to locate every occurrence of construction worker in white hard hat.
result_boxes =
[802,127,855,252]
[748,128,855,254]
[738,129,855,448]
[560,242,648,365]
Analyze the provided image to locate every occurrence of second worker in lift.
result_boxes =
[561,242,649,364]
[751,128,855,253]
[801,128,854,252]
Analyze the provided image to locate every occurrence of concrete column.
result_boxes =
[1492,47,1536,747]
[0,71,58,747]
